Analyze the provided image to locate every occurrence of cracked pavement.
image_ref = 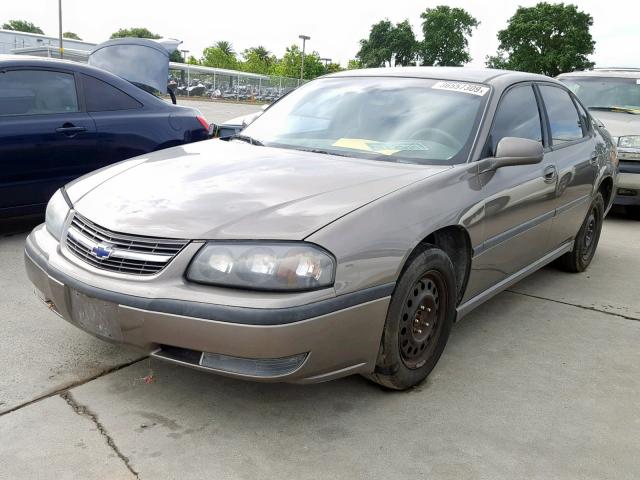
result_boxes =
[1,102,638,479]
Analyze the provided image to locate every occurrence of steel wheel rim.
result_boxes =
[398,270,447,369]
[581,208,598,262]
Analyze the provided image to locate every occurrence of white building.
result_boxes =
[0,28,96,58]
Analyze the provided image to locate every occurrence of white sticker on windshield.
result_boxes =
[432,81,489,96]
[637,79,640,84]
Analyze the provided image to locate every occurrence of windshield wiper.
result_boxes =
[589,106,640,114]
[230,134,264,146]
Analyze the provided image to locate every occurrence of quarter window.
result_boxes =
[0,69,78,116]
[82,74,142,112]
[539,85,584,144]
[489,85,542,154]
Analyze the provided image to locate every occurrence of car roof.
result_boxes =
[0,54,106,75]
[325,66,557,85]
[557,68,640,79]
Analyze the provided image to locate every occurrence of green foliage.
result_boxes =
[392,20,418,66]
[347,59,362,70]
[187,55,199,65]
[486,2,595,76]
[110,27,161,39]
[325,62,343,74]
[241,46,276,75]
[201,44,239,70]
[357,19,418,67]
[169,50,184,63]
[273,44,325,80]
[214,41,234,56]
[62,31,82,40]
[419,6,479,66]
[2,20,44,34]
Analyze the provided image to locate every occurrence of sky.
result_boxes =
[2,0,639,68]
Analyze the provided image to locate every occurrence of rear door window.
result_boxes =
[0,69,79,116]
[489,84,543,154]
[82,74,142,112]
[539,85,585,145]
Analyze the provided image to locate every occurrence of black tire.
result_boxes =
[626,206,640,221]
[367,246,456,390]
[557,193,604,273]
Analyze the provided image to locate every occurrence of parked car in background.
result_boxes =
[558,68,640,219]
[217,104,269,139]
[25,67,616,390]
[0,55,211,218]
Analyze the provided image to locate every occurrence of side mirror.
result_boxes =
[482,137,543,171]
[208,123,219,138]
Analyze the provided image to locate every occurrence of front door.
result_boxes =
[464,83,557,300]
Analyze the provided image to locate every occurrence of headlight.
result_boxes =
[186,242,335,291]
[45,189,70,240]
[618,135,640,149]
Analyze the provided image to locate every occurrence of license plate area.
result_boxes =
[69,289,123,342]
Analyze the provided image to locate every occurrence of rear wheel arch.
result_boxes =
[597,176,614,209]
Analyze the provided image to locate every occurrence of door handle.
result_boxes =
[543,165,557,184]
[56,123,87,137]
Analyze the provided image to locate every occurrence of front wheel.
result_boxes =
[557,193,604,273]
[367,246,456,390]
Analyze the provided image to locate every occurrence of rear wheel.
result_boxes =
[367,246,456,390]
[557,193,604,273]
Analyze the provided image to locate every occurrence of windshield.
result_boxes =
[242,77,489,165]
[561,76,640,112]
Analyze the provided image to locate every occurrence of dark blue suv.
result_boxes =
[0,56,210,218]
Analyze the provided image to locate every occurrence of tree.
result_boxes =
[419,6,479,66]
[486,2,595,76]
[357,19,418,67]
[62,31,82,40]
[201,44,238,70]
[325,62,343,74]
[214,41,234,57]
[2,20,44,34]
[110,27,160,39]
[169,50,184,62]
[242,46,275,75]
[347,59,362,70]
[392,20,418,66]
[273,45,324,80]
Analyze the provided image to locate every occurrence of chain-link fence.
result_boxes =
[168,63,305,103]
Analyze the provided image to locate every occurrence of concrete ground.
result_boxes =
[0,101,638,478]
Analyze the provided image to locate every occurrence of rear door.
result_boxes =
[465,83,557,299]
[536,84,597,247]
[0,68,97,213]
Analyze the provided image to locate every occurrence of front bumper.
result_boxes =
[614,161,640,206]
[24,226,391,383]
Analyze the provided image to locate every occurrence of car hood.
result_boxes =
[591,110,640,137]
[68,140,448,240]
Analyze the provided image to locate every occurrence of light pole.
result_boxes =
[321,57,331,72]
[298,35,310,80]
[58,0,63,59]
[181,49,190,96]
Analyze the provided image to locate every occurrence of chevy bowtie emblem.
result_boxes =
[91,243,113,259]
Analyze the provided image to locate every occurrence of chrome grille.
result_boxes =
[65,214,188,275]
